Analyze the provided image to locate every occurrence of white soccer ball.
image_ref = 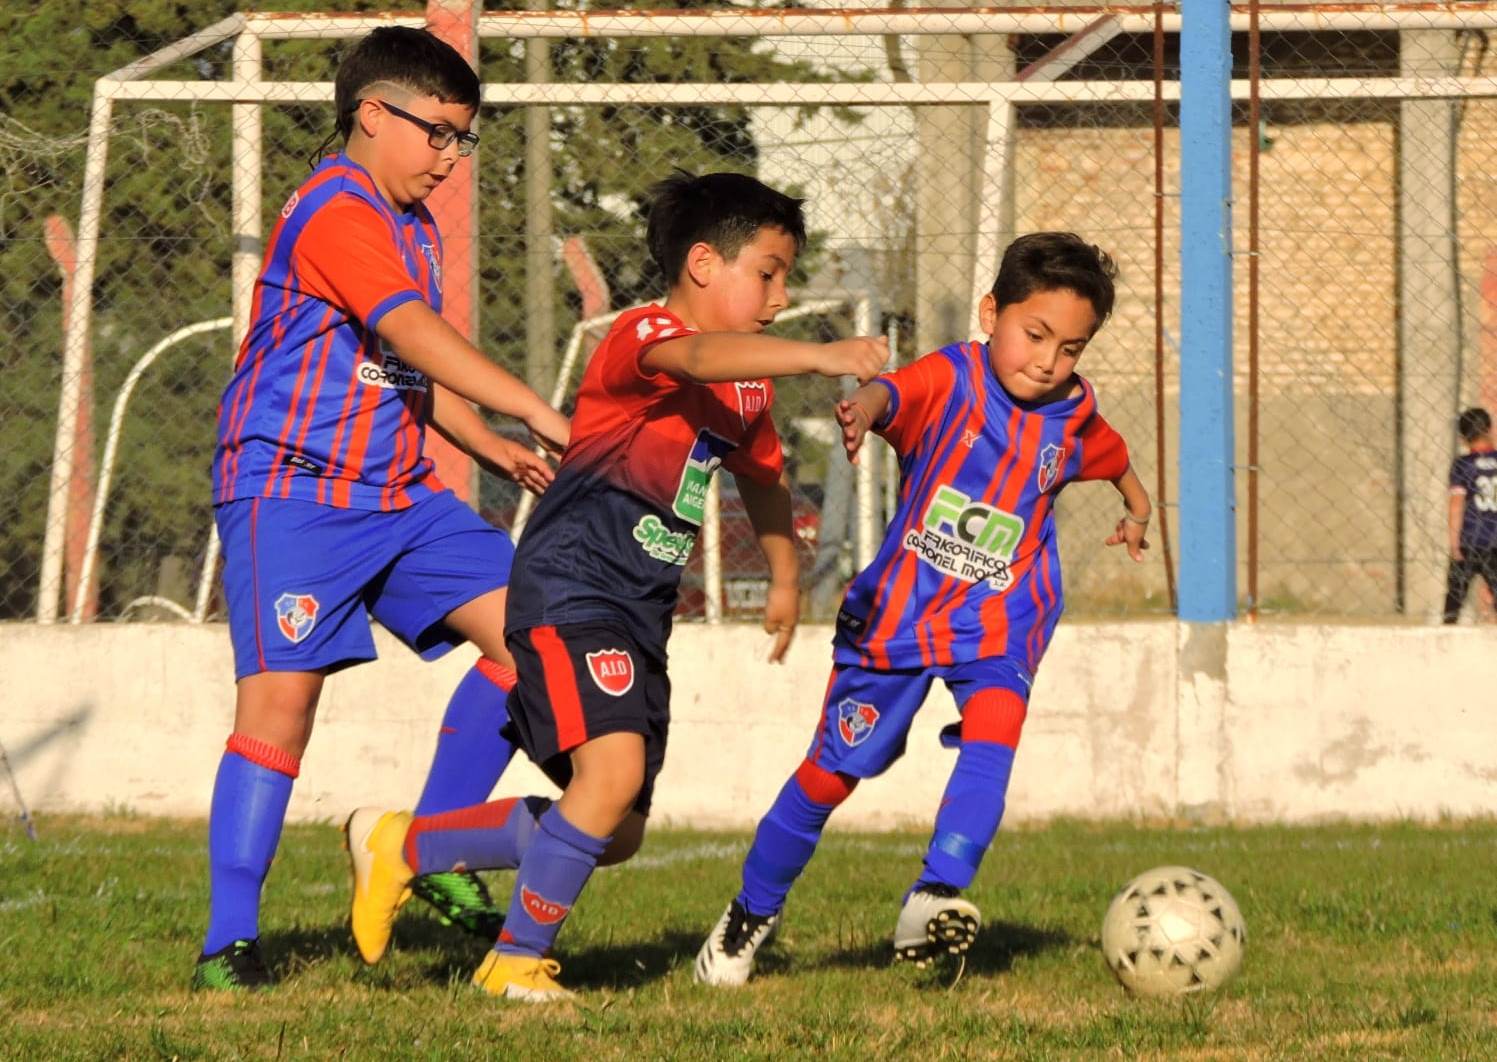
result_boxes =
[1100,865,1246,998]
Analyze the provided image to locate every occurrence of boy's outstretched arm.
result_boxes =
[833,380,893,465]
[1103,463,1152,563]
[643,332,888,385]
[735,472,801,664]
[375,301,570,452]
[429,384,558,496]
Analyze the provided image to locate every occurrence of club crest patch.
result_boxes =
[734,380,769,427]
[274,592,319,644]
[279,191,299,219]
[1037,443,1066,493]
[586,648,635,697]
[836,698,880,747]
[520,886,570,925]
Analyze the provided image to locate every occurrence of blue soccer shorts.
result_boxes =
[215,490,513,680]
[804,656,1034,779]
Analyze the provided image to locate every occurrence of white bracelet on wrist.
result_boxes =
[1123,509,1151,526]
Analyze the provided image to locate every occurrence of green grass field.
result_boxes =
[3,815,1495,1059]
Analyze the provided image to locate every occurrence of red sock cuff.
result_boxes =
[404,798,521,873]
[795,759,858,806]
[226,733,301,778]
[960,690,1027,749]
[475,657,517,693]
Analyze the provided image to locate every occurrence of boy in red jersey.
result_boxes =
[344,171,889,1001]
[195,28,568,990]
[696,232,1152,986]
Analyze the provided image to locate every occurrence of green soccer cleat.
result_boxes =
[192,938,274,991]
[410,871,505,940]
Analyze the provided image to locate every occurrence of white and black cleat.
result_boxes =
[893,885,981,969]
[694,899,779,987]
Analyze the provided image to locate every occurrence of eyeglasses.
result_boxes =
[373,99,479,157]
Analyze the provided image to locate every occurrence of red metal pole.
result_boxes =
[44,215,98,621]
[424,0,480,505]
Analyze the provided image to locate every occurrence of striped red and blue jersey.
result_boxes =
[506,305,784,652]
[212,153,445,511]
[833,342,1130,675]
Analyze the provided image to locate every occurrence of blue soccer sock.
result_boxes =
[402,795,549,874]
[496,806,610,958]
[912,689,1025,896]
[414,658,518,817]
[202,734,299,955]
[736,760,857,918]
[911,740,1016,894]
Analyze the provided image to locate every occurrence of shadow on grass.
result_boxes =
[812,919,1072,978]
[260,910,489,983]
[400,928,703,992]
[263,917,702,993]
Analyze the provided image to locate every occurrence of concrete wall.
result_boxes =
[3,621,1494,828]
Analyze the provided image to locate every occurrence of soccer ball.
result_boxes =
[1100,865,1246,998]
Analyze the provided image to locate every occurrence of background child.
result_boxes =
[695,232,1151,986]
[195,27,567,990]
[1443,407,1497,624]
[345,171,888,1002]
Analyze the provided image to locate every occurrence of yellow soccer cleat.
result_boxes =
[471,951,575,1003]
[344,807,415,965]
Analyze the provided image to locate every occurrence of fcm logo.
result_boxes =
[922,485,1024,556]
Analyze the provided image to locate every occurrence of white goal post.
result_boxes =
[38,3,1497,622]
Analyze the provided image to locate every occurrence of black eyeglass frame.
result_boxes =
[372,99,479,157]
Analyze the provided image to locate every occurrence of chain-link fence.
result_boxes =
[3,2,1494,626]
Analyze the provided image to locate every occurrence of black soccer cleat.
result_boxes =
[192,938,275,991]
[409,870,505,940]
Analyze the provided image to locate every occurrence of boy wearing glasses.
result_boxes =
[195,27,567,990]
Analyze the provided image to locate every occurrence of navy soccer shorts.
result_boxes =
[504,623,669,815]
[215,490,513,680]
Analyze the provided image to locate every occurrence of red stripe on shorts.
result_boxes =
[531,626,588,751]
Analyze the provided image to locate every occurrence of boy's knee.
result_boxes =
[233,674,322,759]
[569,734,647,811]
[794,759,858,806]
[961,689,1027,750]
[599,811,647,866]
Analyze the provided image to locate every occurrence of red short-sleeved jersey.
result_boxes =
[507,305,785,650]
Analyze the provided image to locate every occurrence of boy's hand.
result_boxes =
[763,581,800,663]
[835,398,874,465]
[1105,510,1151,563]
[492,437,556,495]
[1451,543,1465,562]
[818,336,889,384]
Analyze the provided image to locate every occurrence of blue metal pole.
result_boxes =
[1178,0,1236,621]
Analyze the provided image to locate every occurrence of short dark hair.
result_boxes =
[1458,407,1492,441]
[646,171,807,287]
[333,27,480,142]
[992,232,1118,326]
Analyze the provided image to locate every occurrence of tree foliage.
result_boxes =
[0,1,844,618]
